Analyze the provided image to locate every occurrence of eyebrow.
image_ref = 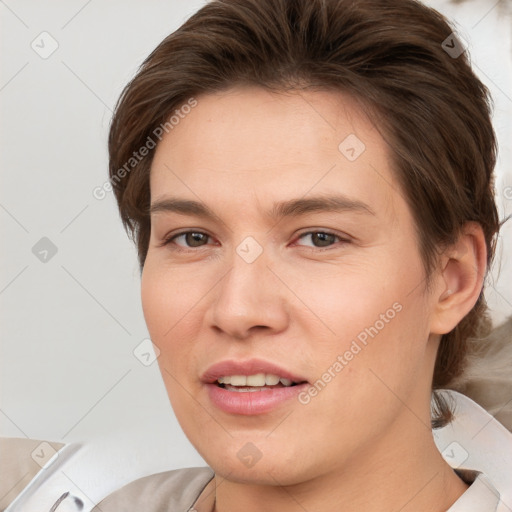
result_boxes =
[149,194,376,220]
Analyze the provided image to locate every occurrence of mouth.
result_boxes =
[202,360,309,415]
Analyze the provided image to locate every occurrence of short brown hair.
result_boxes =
[108,0,500,427]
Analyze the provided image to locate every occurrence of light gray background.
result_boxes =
[1,0,511,505]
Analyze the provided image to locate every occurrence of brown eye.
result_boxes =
[297,231,341,248]
[165,231,211,248]
[183,232,209,247]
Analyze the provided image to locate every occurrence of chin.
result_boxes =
[209,456,306,486]
[197,435,317,486]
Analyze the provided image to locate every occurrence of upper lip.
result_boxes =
[201,359,308,384]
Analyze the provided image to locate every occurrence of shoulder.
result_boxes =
[92,466,214,511]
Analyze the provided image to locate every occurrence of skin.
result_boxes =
[141,86,486,512]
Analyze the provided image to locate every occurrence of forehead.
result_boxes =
[150,86,402,222]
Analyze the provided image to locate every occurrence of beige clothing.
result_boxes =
[92,466,501,512]
[92,467,215,512]
[0,437,64,511]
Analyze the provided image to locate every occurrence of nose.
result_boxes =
[207,245,289,340]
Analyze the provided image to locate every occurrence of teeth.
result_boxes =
[246,373,266,386]
[230,375,247,386]
[217,373,295,387]
[265,374,280,385]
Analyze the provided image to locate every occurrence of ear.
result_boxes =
[430,222,487,335]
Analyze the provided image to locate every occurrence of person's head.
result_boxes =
[108,0,499,486]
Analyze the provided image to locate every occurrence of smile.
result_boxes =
[203,360,309,415]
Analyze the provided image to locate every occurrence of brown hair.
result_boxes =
[108,0,500,427]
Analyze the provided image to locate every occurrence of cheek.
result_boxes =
[141,271,169,344]
[291,253,431,385]
[141,265,196,419]
[284,258,415,338]
[140,258,212,390]
[141,262,190,387]
[140,257,207,339]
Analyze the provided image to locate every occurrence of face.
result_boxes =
[141,86,441,485]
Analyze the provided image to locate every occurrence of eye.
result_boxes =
[294,231,348,249]
[161,231,212,249]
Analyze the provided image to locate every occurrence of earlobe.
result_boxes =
[430,222,487,335]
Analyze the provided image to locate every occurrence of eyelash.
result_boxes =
[159,230,350,252]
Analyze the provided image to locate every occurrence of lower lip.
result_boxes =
[206,383,309,415]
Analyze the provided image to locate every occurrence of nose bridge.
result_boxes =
[209,236,288,338]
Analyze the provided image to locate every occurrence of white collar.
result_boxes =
[447,470,500,511]
[435,390,512,511]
